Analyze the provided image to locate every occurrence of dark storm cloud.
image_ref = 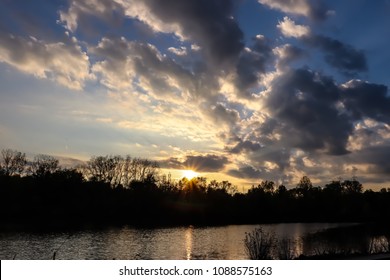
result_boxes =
[212,103,240,125]
[136,1,275,101]
[275,44,306,69]
[228,140,262,154]
[224,69,390,182]
[218,131,242,146]
[160,154,229,172]
[227,165,264,179]
[143,0,244,65]
[159,157,184,170]
[235,35,273,95]
[185,154,229,172]
[246,147,292,174]
[258,118,279,136]
[266,68,353,155]
[341,80,390,123]
[304,35,368,75]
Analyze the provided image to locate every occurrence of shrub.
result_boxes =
[277,237,297,260]
[244,227,275,260]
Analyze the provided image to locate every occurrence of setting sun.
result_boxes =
[182,169,199,179]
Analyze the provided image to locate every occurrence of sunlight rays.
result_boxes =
[181,169,199,180]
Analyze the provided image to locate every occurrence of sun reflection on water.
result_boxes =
[185,226,193,260]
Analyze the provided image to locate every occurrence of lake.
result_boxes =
[0,223,356,260]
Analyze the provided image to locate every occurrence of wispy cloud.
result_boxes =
[258,0,330,21]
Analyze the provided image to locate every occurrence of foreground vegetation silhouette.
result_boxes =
[1,149,390,229]
[244,225,390,260]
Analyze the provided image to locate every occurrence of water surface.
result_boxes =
[0,223,349,259]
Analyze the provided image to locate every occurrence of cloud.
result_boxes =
[264,68,353,155]
[229,140,262,154]
[304,35,368,74]
[0,33,91,90]
[275,16,367,75]
[346,119,390,152]
[223,66,390,184]
[258,0,329,21]
[59,0,125,32]
[159,157,183,170]
[168,46,188,56]
[90,36,240,144]
[116,0,184,37]
[61,0,263,103]
[206,103,240,126]
[277,17,310,38]
[341,143,390,182]
[250,147,291,171]
[59,1,390,188]
[191,44,201,51]
[273,44,306,69]
[90,36,225,113]
[234,35,273,95]
[72,0,243,66]
[4,0,389,189]
[56,155,85,168]
[276,18,367,75]
[341,80,390,122]
[160,154,229,172]
[134,0,244,65]
[185,154,229,172]
[227,165,264,179]
[91,37,195,97]
[59,0,188,41]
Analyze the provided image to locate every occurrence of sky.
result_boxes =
[1,0,390,190]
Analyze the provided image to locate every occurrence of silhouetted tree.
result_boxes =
[296,176,313,197]
[2,147,390,228]
[83,155,121,185]
[259,180,275,193]
[324,180,343,194]
[52,168,84,185]
[29,154,59,178]
[207,179,237,195]
[83,155,159,187]
[132,158,159,183]
[276,185,287,195]
[342,179,363,194]
[0,149,27,176]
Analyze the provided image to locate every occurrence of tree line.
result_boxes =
[0,149,159,184]
[1,148,390,229]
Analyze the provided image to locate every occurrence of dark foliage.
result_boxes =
[1,150,390,230]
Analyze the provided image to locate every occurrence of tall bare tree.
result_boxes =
[30,154,59,178]
[0,149,27,176]
[83,155,160,187]
[84,155,120,184]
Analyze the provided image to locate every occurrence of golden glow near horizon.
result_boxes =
[181,169,199,180]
